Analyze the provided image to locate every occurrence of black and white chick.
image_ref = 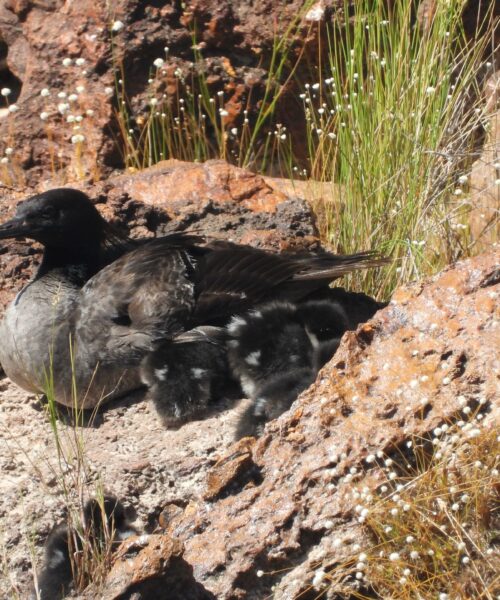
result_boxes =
[32,496,136,600]
[140,326,230,427]
[235,367,315,439]
[231,290,386,439]
[226,302,315,399]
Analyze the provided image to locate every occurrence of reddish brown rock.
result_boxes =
[89,250,498,598]
[0,159,319,310]
[204,437,258,501]
[90,535,215,599]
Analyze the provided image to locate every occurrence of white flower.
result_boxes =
[76,85,85,94]
[111,20,124,32]
[312,568,326,588]
[62,58,72,67]
[458,175,468,184]
[66,115,75,123]
[71,134,85,144]
[40,111,49,120]
[68,94,78,102]
[0,157,8,164]
[57,92,67,99]
[150,98,158,106]
[40,88,50,97]
[8,104,18,112]
[153,58,165,68]
[219,109,229,117]
[256,570,264,578]
[75,58,86,66]
[389,552,400,561]
[57,103,70,114]
[1,87,11,96]
[105,86,114,95]
[426,86,436,94]
[5,147,13,155]
[410,550,419,559]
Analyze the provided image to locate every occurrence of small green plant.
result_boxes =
[40,362,114,591]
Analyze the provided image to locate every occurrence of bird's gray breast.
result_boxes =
[0,273,77,394]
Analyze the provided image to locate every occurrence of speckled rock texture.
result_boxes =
[0,159,319,311]
[76,250,498,599]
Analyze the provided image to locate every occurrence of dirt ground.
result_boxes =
[0,377,245,599]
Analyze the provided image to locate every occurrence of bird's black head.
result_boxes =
[83,495,127,536]
[0,188,105,250]
[297,299,349,342]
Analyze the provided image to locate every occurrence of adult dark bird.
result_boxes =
[32,496,136,600]
[0,188,386,415]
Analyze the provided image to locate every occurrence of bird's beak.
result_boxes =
[0,215,31,239]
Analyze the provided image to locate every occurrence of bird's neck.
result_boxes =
[37,243,102,278]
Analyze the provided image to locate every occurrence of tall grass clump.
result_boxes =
[302,0,497,298]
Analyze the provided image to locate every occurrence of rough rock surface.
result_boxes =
[0,159,319,310]
[0,382,242,598]
[85,249,498,599]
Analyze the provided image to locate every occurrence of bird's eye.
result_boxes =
[40,207,58,219]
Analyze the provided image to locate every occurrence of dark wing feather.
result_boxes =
[192,244,300,322]
[193,242,388,322]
